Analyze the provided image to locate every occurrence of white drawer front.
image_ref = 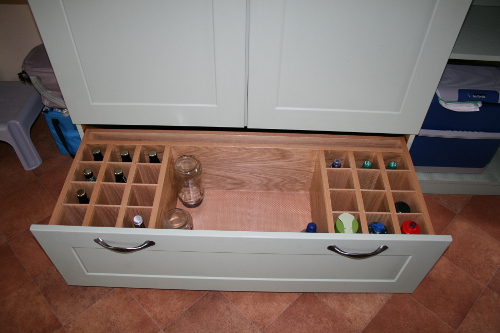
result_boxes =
[31,225,451,293]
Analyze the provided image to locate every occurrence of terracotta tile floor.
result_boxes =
[1,115,499,332]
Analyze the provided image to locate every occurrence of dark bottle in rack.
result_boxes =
[76,189,90,204]
[149,150,161,163]
[114,168,127,183]
[120,149,132,162]
[83,168,96,181]
[92,147,103,161]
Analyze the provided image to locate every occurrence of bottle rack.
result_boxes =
[49,130,433,235]
[53,143,175,229]
[324,150,431,234]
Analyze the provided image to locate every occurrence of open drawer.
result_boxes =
[31,129,451,293]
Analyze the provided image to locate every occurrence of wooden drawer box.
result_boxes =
[31,129,451,293]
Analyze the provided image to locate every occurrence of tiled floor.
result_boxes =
[1,115,499,333]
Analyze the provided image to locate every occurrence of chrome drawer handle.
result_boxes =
[327,245,388,259]
[94,238,155,253]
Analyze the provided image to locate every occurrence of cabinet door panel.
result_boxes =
[248,0,471,134]
[28,0,246,127]
[31,225,451,293]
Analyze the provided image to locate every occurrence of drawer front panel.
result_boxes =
[75,249,409,280]
[31,225,451,293]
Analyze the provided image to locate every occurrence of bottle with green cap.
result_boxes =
[362,160,373,169]
[387,161,398,169]
[335,213,359,233]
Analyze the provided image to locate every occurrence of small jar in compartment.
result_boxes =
[94,183,126,205]
[324,150,352,168]
[357,169,385,190]
[122,207,153,228]
[87,206,120,227]
[109,144,138,163]
[132,164,161,184]
[127,184,157,207]
[382,152,408,170]
[326,168,355,189]
[353,151,380,169]
[138,145,166,163]
[387,171,416,191]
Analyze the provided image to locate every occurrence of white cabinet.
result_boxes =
[247,0,472,134]
[28,0,247,127]
[27,0,472,134]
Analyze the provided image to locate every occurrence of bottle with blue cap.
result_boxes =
[368,222,388,234]
[302,222,317,233]
[331,159,341,168]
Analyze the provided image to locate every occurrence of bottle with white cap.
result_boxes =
[133,215,145,228]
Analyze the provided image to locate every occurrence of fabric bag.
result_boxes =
[20,44,81,156]
[42,107,80,157]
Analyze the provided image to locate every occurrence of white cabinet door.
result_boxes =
[31,225,451,293]
[28,0,246,127]
[247,0,472,134]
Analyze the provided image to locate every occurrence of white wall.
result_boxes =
[0,3,42,81]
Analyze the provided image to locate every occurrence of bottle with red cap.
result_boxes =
[401,220,420,234]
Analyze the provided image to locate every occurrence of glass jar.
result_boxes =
[162,208,193,229]
[174,155,204,208]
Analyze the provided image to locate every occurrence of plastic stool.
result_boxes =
[0,82,44,170]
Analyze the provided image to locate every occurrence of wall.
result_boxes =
[0,1,42,81]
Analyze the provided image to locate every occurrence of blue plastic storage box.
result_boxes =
[410,65,500,173]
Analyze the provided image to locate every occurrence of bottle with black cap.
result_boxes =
[92,147,103,161]
[120,149,132,162]
[114,168,127,183]
[83,168,96,181]
[77,189,90,204]
[395,201,411,213]
[149,150,161,163]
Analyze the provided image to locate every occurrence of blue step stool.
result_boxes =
[0,81,44,170]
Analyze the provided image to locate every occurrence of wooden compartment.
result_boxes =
[33,129,450,293]
[49,130,435,235]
